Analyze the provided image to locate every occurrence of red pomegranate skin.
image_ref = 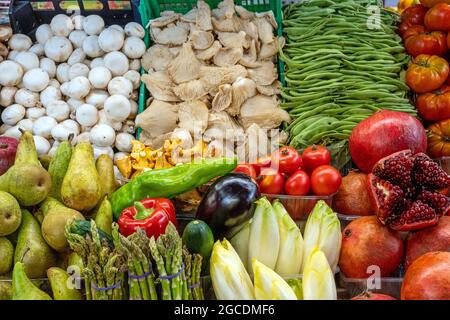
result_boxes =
[0,136,18,176]
[349,110,427,173]
[351,292,396,300]
[405,216,450,270]
[401,251,450,300]
[339,216,404,278]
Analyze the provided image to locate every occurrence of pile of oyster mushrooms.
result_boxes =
[137,0,290,161]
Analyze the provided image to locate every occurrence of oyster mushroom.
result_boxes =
[141,45,173,72]
[141,71,180,102]
[173,79,208,101]
[196,0,213,31]
[239,39,260,68]
[213,47,243,67]
[190,30,214,50]
[150,13,180,28]
[255,16,275,44]
[135,100,179,136]
[239,95,291,130]
[212,84,232,112]
[199,64,248,90]
[196,40,222,60]
[235,6,254,20]
[227,77,257,116]
[155,25,188,46]
[212,16,242,32]
[178,100,209,135]
[168,43,202,84]
[248,61,278,86]
[256,80,281,96]
[181,8,198,23]
[217,31,249,49]
[259,37,284,60]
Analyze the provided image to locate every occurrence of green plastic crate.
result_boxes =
[137,0,284,138]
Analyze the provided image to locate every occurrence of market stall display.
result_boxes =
[0,0,450,302]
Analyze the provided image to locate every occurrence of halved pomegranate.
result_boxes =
[369,150,450,231]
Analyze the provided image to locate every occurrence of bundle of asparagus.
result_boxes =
[113,222,204,300]
[65,220,127,300]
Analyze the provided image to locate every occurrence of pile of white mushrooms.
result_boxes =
[0,14,146,161]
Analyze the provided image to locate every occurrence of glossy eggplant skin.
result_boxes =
[196,173,260,237]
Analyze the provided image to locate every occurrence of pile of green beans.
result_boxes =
[280,0,416,168]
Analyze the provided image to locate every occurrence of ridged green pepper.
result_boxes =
[111,158,237,219]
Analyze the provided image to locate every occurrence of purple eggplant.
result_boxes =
[196,173,260,237]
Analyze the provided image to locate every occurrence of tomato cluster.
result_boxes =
[401,1,450,158]
[233,146,342,197]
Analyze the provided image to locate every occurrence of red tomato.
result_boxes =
[404,26,448,57]
[399,20,415,37]
[301,145,331,173]
[258,168,285,195]
[285,170,311,196]
[311,165,342,196]
[401,4,427,25]
[424,3,450,32]
[416,85,450,121]
[252,155,271,176]
[406,54,450,93]
[233,164,257,180]
[271,146,302,174]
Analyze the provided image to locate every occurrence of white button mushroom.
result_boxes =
[35,24,53,44]
[82,35,104,58]
[0,61,24,86]
[76,103,98,127]
[124,22,145,39]
[23,68,50,92]
[104,94,131,122]
[98,27,125,52]
[88,66,111,89]
[123,36,146,59]
[33,116,57,139]
[13,51,39,72]
[0,86,18,107]
[67,48,87,66]
[46,100,70,122]
[90,57,104,68]
[68,30,87,48]
[40,86,62,108]
[48,79,61,88]
[98,109,123,131]
[129,59,141,71]
[124,70,141,90]
[67,76,91,99]
[50,14,74,37]
[1,104,26,125]
[51,123,74,141]
[82,15,105,36]
[104,51,129,76]
[9,34,32,51]
[92,145,114,160]
[61,119,80,135]
[115,132,134,152]
[17,118,34,132]
[69,62,90,80]
[26,107,46,120]
[107,76,133,98]
[72,15,85,31]
[89,124,116,147]
[29,43,45,57]
[56,63,71,83]
[66,98,85,113]
[14,88,39,108]
[3,126,22,139]
[85,89,109,109]
[44,36,73,62]
[40,57,57,78]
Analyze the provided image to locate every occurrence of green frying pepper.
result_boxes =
[111,158,237,219]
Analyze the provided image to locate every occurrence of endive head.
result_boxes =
[210,239,254,300]
[302,247,337,300]
[252,259,297,300]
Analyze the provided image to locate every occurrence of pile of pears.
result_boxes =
[0,131,118,300]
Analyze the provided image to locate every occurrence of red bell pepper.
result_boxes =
[117,198,177,238]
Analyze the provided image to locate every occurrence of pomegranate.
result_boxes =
[405,216,450,269]
[339,216,404,278]
[351,291,396,300]
[333,171,373,216]
[401,251,450,300]
[369,150,450,231]
[0,137,18,176]
[349,110,427,173]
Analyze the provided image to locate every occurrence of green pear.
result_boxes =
[40,197,85,252]
[96,154,118,200]
[48,140,72,201]
[61,143,101,211]
[0,237,14,274]
[14,209,56,278]
[0,276,12,300]
[0,191,21,236]
[12,262,52,300]
[0,131,51,206]
[95,197,113,235]
[47,267,82,300]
